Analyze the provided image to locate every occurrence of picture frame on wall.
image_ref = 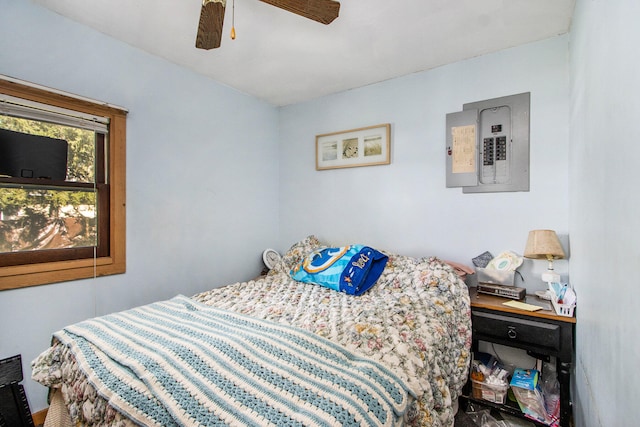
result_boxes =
[316,123,391,170]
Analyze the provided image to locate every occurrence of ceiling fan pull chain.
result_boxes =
[231,0,236,40]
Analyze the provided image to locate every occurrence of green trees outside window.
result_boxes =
[0,116,100,254]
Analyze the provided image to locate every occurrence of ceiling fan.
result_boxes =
[195,0,341,50]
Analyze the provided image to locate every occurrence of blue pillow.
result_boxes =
[290,245,388,296]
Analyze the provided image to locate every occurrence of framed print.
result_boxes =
[316,123,391,170]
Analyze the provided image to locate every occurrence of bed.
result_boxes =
[32,236,472,427]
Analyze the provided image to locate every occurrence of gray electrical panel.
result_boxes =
[446,92,530,193]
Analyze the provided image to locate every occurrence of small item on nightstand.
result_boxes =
[486,250,524,272]
[477,283,526,299]
[502,300,543,312]
[535,290,552,300]
[548,282,576,317]
[472,251,493,268]
[475,250,526,299]
[476,251,522,284]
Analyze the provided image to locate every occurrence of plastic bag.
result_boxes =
[542,362,560,424]
[466,409,504,427]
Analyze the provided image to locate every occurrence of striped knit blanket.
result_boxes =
[54,295,412,427]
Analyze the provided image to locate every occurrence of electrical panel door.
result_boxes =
[446,109,478,188]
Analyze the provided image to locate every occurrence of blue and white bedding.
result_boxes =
[50,295,410,427]
[32,236,472,427]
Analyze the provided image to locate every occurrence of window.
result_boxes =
[0,77,126,290]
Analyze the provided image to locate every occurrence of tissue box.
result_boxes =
[510,369,550,424]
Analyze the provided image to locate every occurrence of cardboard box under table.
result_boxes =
[471,378,509,404]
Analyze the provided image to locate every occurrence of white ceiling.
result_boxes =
[34,0,575,106]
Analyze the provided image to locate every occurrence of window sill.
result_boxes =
[0,256,125,291]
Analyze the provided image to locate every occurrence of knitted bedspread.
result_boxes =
[49,295,411,427]
[32,236,472,427]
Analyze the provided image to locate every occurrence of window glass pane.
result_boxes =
[0,187,97,253]
[0,115,96,182]
[0,115,101,255]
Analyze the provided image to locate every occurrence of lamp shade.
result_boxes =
[524,230,565,260]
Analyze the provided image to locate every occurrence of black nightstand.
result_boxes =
[466,287,576,427]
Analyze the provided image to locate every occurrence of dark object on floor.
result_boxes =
[455,409,480,427]
[0,355,35,427]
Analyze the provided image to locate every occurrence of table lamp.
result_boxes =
[524,229,565,283]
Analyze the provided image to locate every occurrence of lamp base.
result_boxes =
[541,271,560,283]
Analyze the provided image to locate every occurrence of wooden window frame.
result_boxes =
[0,77,126,291]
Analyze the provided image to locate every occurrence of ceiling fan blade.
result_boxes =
[196,0,226,50]
[258,0,340,25]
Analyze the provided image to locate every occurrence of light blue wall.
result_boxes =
[0,0,279,411]
[4,0,637,424]
[278,36,571,289]
[569,1,640,426]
